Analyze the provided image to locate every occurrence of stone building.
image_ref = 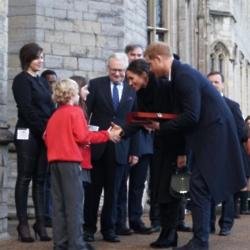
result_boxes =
[0,0,250,239]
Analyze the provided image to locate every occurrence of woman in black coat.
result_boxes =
[126,59,187,248]
[12,43,54,242]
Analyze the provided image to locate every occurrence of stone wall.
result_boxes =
[208,0,250,116]
[7,0,147,218]
[0,0,8,119]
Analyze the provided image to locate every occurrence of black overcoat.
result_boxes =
[159,60,246,203]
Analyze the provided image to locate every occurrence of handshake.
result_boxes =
[107,122,124,143]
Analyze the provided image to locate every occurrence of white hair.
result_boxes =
[107,52,129,69]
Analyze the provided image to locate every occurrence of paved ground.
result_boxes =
[0,214,250,250]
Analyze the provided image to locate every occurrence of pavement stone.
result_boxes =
[0,214,250,250]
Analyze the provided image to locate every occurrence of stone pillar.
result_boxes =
[0,0,8,119]
[0,122,13,240]
[0,0,10,239]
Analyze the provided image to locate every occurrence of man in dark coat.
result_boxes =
[139,42,246,250]
[83,52,138,243]
[207,71,249,236]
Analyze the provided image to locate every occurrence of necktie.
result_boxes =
[112,82,119,111]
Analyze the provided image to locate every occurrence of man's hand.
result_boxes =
[110,122,124,136]
[128,155,139,166]
[176,155,187,169]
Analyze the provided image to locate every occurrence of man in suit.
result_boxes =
[83,53,138,243]
[134,42,246,250]
[124,44,154,235]
[207,71,249,236]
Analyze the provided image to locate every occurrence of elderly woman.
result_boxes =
[12,43,54,242]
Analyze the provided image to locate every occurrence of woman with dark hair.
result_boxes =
[12,43,54,242]
[126,59,187,248]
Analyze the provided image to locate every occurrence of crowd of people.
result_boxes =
[11,41,250,250]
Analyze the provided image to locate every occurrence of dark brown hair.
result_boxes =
[207,71,224,82]
[19,43,43,70]
[70,75,88,114]
[127,59,150,75]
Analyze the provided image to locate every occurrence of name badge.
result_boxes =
[17,128,30,140]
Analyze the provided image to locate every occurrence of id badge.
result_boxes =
[16,128,30,140]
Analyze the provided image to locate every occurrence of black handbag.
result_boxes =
[170,167,191,199]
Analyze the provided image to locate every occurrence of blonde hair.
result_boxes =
[52,79,79,105]
[144,42,172,59]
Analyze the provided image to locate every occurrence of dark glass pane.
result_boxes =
[156,31,165,41]
[156,0,163,27]
[219,54,224,74]
[210,54,215,71]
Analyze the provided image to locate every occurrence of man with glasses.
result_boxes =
[83,53,138,243]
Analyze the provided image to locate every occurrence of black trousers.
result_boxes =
[15,132,47,223]
[84,143,116,235]
[160,199,181,229]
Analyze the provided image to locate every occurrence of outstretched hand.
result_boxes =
[107,122,123,143]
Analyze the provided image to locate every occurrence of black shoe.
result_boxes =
[240,210,250,215]
[116,227,132,235]
[219,228,231,236]
[150,229,177,248]
[84,242,95,250]
[102,232,120,242]
[173,239,208,250]
[131,224,152,235]
[177,224,192,232]
[84,231,95,242]
[234,213,241,219]
[150,225,161,233]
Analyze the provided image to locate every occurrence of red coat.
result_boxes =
[44,104,109,169]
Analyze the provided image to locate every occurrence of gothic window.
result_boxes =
[209,42,229,76]
[147,0,169,43]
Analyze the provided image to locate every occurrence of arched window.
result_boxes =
[209,42,229,76]
[147,0,169,43]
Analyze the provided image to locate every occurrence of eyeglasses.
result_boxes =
[109,68,126,73]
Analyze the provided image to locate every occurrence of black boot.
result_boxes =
[33,221,51,241]
[17,223,34,243]
[150,228,177,248]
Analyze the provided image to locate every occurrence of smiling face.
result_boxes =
[108,58,127,83]
[27,52,44,73]
[126,70,148,91]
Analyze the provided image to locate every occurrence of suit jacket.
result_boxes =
[159,59,246,203]
[86,76,138,164]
